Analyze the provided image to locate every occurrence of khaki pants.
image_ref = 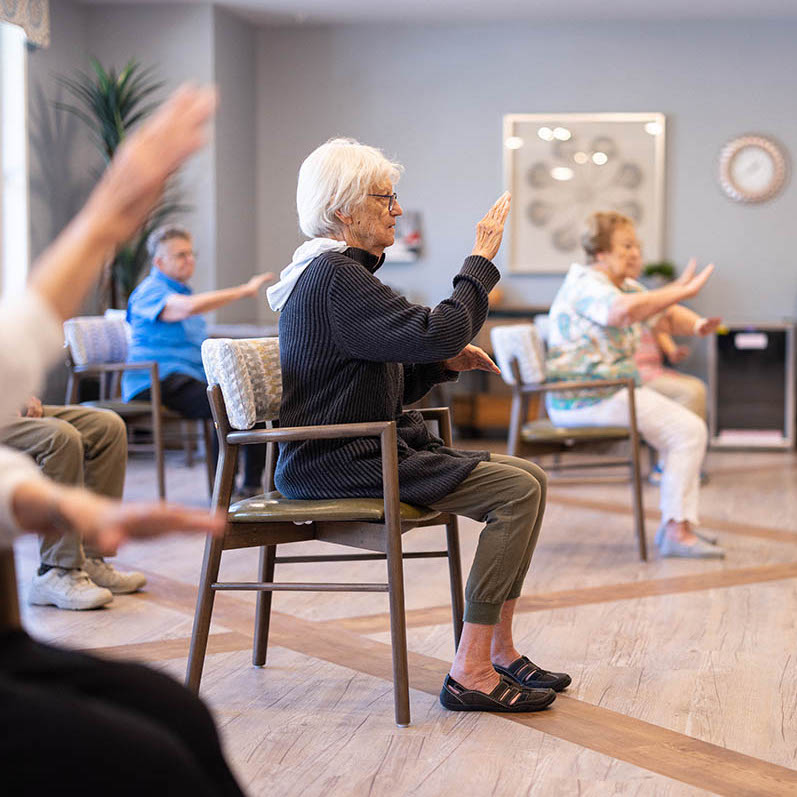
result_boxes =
[0,406,127,568]
[646,371,707,421]
[428,453,547,625]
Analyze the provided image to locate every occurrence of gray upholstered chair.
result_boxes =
[186,337,465,727]
[63,316,214,499]
[490,323,646,560]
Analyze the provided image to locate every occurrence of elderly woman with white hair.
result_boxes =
[267,138,570,713]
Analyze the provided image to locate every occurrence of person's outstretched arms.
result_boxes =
[160,272,274,321]
[607,258,715,327]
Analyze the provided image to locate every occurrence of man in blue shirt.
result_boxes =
[125,225,273,492]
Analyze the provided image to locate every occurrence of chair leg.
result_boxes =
[153,421,166,500]
[507,391,527,458]
[186,533,225,692]
[202,420,215,497]
[183,420,195,467]
[385,534,410,727]
[445,517,464,652]
[252,545,276,667]
[627,388,647,562]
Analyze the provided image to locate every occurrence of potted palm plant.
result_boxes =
[57,59,188,308]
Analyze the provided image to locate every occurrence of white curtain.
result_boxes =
[0,0,49,48]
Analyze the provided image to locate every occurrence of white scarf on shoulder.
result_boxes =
[266,237,348,312]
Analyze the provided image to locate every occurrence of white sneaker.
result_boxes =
[29,568,113,610]
[83,557,147,594]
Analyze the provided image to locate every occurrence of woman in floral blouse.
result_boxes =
[546,212,722,558]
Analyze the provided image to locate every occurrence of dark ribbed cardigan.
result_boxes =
[275,246,500,506]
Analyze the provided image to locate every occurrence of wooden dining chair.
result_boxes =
[63,316,214,499]
[186,337,465,727]
[491,323,647,560]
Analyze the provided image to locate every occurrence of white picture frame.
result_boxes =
[503,112,666,274]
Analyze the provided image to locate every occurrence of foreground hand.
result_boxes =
[242,272,275,297]
[471,192,511,262]
[13,482,226,555]
[694,316,722,336]
[443,344,501,374]
[57,489,227,555]
[83,84,218,245]
[23,396,44,418]
[675,257,715,298]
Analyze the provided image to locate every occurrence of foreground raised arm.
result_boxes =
[28,85,217,323]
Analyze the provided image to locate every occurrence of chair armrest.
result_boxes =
[226,420,394,446]
[518,377,634,395]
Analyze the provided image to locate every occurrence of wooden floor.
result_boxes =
[13,443,797,796]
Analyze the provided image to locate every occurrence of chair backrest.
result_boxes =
[63,316,130,365]
[201,337,281,430]
[490,324,547,386]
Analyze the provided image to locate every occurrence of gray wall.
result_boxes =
[213,6,259,323]
[255,21,797,376]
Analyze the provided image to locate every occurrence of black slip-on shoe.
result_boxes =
[494,656,572,692]
[439,674,556,713]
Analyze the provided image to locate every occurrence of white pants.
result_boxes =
[547,387,707,524]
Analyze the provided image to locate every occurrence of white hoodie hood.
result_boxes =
[266,238,348,312]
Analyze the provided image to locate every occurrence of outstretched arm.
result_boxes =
[161,272,274,321]
[607,259,715,327]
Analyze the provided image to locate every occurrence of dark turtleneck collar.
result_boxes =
[345,247,385,274]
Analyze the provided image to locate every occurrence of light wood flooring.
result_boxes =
[12,443,797,796]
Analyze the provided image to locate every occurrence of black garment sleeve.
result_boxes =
[327,255,499,364]
[402,362,458,405]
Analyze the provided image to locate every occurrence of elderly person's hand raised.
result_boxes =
[269,137,569,715]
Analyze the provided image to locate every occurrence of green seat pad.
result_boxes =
[228,491,439,524]
[521,419,629,443]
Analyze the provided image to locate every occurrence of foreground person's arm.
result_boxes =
[8,478,224,554]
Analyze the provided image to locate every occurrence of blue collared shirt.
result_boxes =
[122,267,207,401]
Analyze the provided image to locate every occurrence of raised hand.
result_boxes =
[23,396,44,418]
[695,316,722,336]
[471,191,511,262]
[675,257,715,298]
[242,272,276,297]
[84,84,218,246]
[443,344,501,374]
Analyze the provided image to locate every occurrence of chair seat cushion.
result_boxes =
[228,491,439,524]
[521,419,629,443]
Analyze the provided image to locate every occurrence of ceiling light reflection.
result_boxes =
[551,166,574,181]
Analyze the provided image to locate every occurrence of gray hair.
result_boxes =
[296,138,403,238]
[146,224,192,259]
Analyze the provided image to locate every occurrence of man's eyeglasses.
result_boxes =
[367,192,398,212]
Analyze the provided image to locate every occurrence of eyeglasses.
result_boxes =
[172,250,198,261]
[367,192,398,212]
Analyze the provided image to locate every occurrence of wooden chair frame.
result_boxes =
[0,549,20,632]
[186,385,465,727]
[66,355,214,499]
[507,360,647,560]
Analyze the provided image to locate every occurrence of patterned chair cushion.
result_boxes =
[490,324,546,386]
[201,337,281,430]
[63,316,130,365]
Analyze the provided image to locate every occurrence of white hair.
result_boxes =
[296,138,403,238]
[146,224,191,259]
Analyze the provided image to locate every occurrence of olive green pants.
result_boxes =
[0,406,127,568]
[428,453,547,625]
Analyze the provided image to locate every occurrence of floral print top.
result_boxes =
[545,263,645,410]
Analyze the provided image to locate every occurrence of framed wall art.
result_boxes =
[503,112,666,274]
